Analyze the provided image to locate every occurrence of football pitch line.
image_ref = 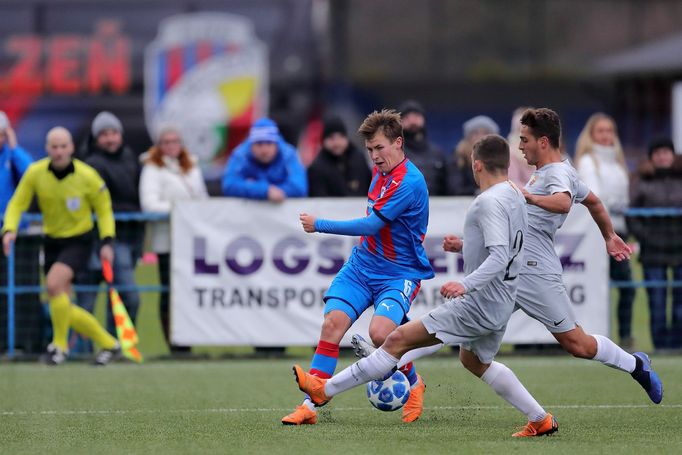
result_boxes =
[0,403,678,417]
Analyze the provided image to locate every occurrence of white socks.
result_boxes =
[592,334,636,373]
[481,361,547,422]
[325,348,399,397]
[397,343,444,368]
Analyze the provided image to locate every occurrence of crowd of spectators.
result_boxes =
[1,103,681,355]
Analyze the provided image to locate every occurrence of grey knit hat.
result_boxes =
[463,115,499,137]
[91,111,123,137]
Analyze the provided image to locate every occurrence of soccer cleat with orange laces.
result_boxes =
[402,374,425,423]
[281,404,318,425]
[292,365,331,406]
[512,413,558,437]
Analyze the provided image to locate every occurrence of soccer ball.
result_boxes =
[366,370,411,412]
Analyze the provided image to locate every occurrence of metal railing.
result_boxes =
[2,208,681,356]
[2,212,170,358]
[610,207,682,289]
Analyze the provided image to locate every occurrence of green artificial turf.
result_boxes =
[0,356,679,454]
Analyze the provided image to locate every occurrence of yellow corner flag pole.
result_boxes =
[102,260,143,363]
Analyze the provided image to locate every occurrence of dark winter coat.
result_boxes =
[628,157,682,266]
[307,144,372,197]
[84,141,142,245]
[403,130,448,196]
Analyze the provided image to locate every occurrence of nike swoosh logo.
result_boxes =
[553,318,566,327]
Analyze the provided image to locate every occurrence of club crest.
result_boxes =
[144,13,269,174]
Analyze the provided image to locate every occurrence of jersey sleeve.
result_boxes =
[479,197,510,247]
[2,164,37,233]
[573,177,590,204]
[371,177,414,222]
[545,166,575,197]
[462,244,509,292]
[86,170,116,239]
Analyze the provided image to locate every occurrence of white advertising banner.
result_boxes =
[171,197,608,346]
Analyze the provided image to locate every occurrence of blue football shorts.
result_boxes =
[323,260,421,326]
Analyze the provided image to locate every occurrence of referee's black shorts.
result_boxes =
[43,231,93,274]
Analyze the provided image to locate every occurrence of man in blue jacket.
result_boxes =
[0,110,41,355]
[222,118,307,201]
[0,111,33,220]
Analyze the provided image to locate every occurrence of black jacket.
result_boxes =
[307,144,372,197]
[403,130,448,196]
[85,144,141,212]
[628,157,682,266]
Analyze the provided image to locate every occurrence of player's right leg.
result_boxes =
[516,274,663,404]
[282,262,369,425]
[44,263,74,365]
[282,308,351,425]
[295,319,440,402]
[351,334,443,367]
[459,340,557,437]
[553,327,663,404]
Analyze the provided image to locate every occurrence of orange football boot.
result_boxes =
[402,374,425,423]
[292,365,331,406]
[512,413,558,437]
[281,404,318,425]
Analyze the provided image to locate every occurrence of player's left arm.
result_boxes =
[581,191,631,262]
[441,244,510,299]
[460,244,510,292]
[442,199,511,298]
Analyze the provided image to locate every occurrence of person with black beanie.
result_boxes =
[399,100,448,196]
[307,116,372,197]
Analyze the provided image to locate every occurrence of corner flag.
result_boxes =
[102,260,143,363]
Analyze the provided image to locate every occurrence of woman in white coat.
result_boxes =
[140,125,208,351]
[575,113,635,349]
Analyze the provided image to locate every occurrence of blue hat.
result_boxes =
[249,118,280,143]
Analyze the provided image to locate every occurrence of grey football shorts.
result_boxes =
[514,273,578,333]
[420,297,507,364]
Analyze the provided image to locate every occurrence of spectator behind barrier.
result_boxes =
[139,125,208,353]
[222,117,305,356]
[628,137,682,350]
[399,100,448,195]
[575,113,635,349]
[307,116,371,197]
[448,115,499,195]
[0,111,42,355]
[77,111,143,337]
[222,118,307,202]
[0,111,33,219]
[506,107,535,187]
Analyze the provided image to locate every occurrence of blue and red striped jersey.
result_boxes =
[352,159,434,280]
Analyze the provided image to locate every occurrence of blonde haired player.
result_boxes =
[2,127,120,365]
[295,135,559,437]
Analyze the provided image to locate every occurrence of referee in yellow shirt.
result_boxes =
[2,127,120,365]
